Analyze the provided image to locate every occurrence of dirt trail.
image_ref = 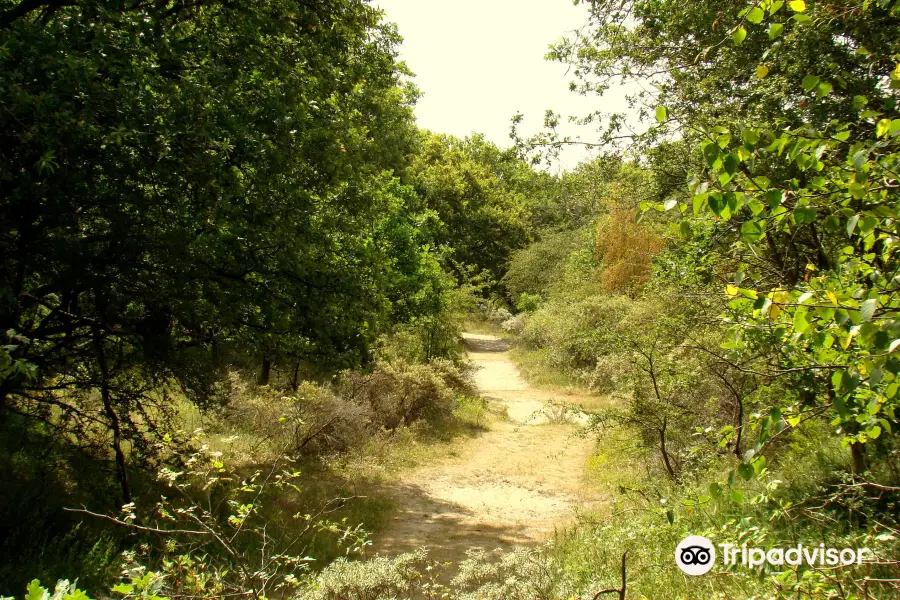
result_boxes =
[369,333,602,564]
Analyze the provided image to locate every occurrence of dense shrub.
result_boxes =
[514,293,542,313]
[522,293,634,373]
[499,314,526,335]
[302,549,432,600]
[452,546,566,600]
[219,375,370,457]
[220,355,477,457]
[502,228,590,299]
[1,579,124,600]
[340,359,477,431]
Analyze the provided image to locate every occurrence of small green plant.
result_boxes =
[3,580,92,600]
[67,432,370,600]
[453,395,490,429]
[2,575,170,600]
[515,292,542,313]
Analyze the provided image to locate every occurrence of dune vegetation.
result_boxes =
[1,0,899,598]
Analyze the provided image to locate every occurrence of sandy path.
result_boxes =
[369,333,602,564]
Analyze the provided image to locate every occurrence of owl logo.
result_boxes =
[675,535,716,575]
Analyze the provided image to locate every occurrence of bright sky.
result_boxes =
[374,0,636,172]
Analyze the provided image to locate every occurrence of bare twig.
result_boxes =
[63,507,207,536]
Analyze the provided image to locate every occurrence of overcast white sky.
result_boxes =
[374,0,636,172]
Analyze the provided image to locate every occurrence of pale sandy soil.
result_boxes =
[368,333,604,564]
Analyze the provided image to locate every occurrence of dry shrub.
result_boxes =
[339,358,477,430]
[219,358,478,458]
[501,313,526,335]
[218,374,369,457]
[595,209,664,293]
[303,549,432,600]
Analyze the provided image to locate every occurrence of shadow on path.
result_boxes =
[462,334,513,353]
[367,481,538,563]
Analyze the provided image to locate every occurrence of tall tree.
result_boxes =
[408,132,535,287]
[0,0,432,500]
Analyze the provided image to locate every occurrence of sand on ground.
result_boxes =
[368,333,603,564]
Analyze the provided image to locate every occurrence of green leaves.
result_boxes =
[111,584,135,595]
[875,118,900,138]
[793,206,817,223]
[656,106,668,123]
[741,219,765,243]
[860,298,878,322]
[747,7,765,23]
[546,0,900,569]
[0,0,450,505]
[764,189,784,208]
[801,74,820,91]
[703,142,720,166]
[25,580,48,600]
[722,154,739,176]
[816,81,833,98]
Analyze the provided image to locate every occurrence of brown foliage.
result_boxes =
[219,358,477,457]
[595,210,664,294]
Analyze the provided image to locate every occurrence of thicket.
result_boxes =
[501,0,900,597]
[0,0,534,595]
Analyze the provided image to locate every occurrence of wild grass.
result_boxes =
[460,318,512,338]
[507,346,583,390]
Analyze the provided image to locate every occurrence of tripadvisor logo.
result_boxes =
[675,535,716,575]
[675,535,870,575]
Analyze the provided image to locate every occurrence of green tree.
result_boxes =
[551,0,900,480]
[0,0,431,503]
[408,132,535,287]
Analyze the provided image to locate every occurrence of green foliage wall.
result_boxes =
[0,0,443,514]
[408,132,536,287]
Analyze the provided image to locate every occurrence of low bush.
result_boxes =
[302,549,435,600]
[218,374,370,458]
[499,313,526,335]
[1,579,138,600]
[514,292,542,313]
[451,546,565,600]
[503,228,591,299]
[521,293,635,375]
[453,395,490,430]
[340,358,477,431]
[218,356,478,458]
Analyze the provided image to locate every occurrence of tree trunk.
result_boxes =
[733,396,744,459]
[850,441,867,474]
[660,416,678,481]
[93,328,132,506]
[258,356,271,386]
[291,360,301,392]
